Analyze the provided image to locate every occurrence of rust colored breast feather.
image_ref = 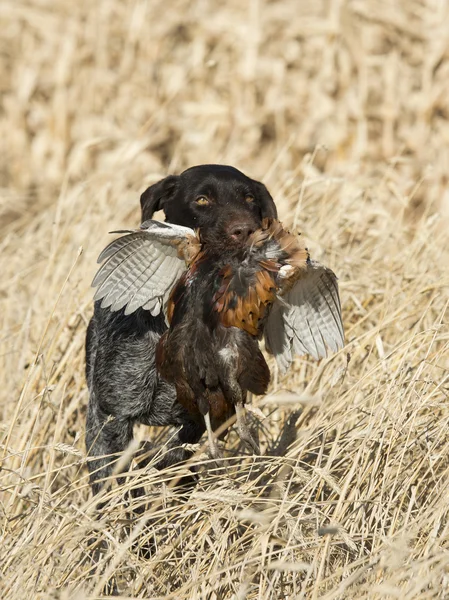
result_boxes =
[215,267,277,336]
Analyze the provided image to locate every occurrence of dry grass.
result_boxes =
[1,0,449,598]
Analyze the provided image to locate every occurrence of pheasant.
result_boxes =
[92,218,344,457]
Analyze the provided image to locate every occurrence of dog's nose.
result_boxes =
[228,223,255,242]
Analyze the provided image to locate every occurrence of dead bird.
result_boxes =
[92,217,344,458]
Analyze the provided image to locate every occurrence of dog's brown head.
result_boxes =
[140,165,277,252]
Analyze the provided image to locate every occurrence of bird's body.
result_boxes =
[156,219,309,453]
[156,245,269,447]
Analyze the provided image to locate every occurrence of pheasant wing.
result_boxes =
[264,260,344,372]
[92,220,198,317]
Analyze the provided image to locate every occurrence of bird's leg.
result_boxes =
[235,401,260,455]
[217,342,260,455]
[203,410,222,459]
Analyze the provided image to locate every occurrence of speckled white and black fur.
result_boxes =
[85,308,205,496]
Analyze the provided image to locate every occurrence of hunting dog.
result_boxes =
[85,164,278,494]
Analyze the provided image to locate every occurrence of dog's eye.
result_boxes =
[245,195,255,203]
[195,196,210,206]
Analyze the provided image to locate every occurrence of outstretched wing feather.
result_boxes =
[92,222,194,317]
[95,239,163,307]
[265,261,344,371]
[108,248,173,312]
[123,253,182,316]
[264,302,293,372]
[93,235,150,289]
[96,231,137,264]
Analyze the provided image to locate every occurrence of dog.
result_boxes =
[85,164,278,495]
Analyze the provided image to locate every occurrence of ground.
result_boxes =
[0,1,448,598]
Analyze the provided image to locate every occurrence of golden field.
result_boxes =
[1,0,448,598]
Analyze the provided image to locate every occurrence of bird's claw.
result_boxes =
[236,402,260,455]
[204,411,222,460]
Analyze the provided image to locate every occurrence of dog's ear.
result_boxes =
[253,181,278,219]
[140,175,179,223]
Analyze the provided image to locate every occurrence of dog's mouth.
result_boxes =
[199,218,263,252]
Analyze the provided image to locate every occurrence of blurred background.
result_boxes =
[1,1,448,598]
[3,0,449,218]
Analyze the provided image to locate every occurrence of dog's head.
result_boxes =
[140,165,277,251]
